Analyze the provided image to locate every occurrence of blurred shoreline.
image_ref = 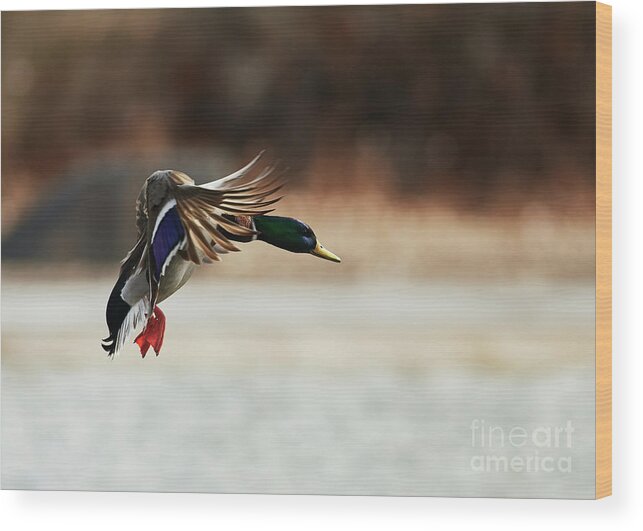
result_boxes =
[3,196,594,281]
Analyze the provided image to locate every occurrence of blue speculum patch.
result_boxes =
[152,206,185,280]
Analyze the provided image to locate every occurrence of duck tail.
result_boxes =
[102,269,148,357]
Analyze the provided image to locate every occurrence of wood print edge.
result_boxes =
[595,0,612,500]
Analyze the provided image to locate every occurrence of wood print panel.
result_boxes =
[1,2,610,498]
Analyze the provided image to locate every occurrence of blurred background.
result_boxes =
[2,4,596,498]
[2,3,595,272]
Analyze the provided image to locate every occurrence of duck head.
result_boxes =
[253,215,341,263]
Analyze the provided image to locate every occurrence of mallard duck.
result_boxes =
[102,153,341,358]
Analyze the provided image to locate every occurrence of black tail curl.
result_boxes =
[102,270,133,356]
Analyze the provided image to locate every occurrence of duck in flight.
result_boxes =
[102,154,341,358]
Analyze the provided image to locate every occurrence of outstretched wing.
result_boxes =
[170,153,284,264]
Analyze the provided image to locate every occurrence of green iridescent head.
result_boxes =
[254,215,341,263]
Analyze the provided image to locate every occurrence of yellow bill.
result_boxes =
[311,241,341,263]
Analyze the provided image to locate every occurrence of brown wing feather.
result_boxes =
[171,156,285,264]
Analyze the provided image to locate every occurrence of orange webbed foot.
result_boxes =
[134,306,166,357]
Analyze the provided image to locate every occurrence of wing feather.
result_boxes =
[170,154,285,264]
[198,151,265,190]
